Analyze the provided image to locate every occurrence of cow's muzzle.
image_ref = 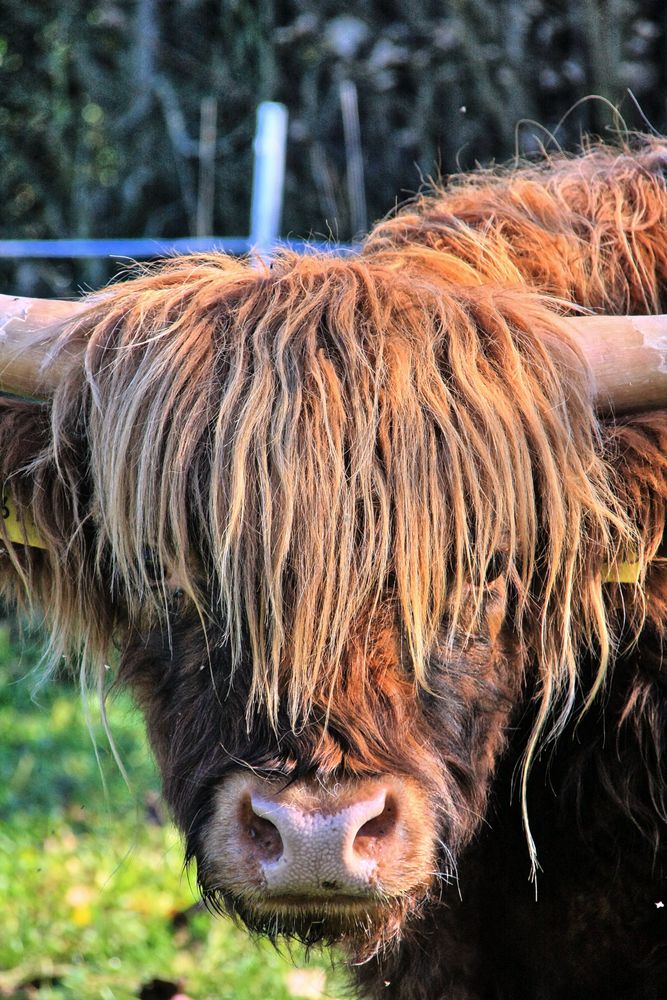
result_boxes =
[197,771,436,924]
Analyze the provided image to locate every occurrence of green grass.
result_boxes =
[0,622,346,1000]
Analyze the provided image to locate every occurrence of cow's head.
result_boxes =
[0,249,661,958]
[122,575,520,953]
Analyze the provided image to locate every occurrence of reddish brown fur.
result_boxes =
[1,138,666,998]
[365,136,667,313]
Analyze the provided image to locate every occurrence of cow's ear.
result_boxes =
[0,397,51,547]
[0,393,117,666]
[0,397,53,595]
[0,395,85,573]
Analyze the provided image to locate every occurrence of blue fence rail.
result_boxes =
[0,237,351,259]
[0,237,249,259]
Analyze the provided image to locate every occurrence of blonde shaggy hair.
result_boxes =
[8,256,631,697]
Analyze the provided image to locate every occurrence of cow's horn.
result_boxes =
[0,295,666,415]
[563,314,667,415]
[0,294,87,398]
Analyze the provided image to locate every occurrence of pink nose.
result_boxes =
[241,785,398,896]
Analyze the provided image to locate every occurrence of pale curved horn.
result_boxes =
[564,314,667,415]
[0,294,87,398]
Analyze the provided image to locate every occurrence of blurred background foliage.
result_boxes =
[0,623,346,999]
[0,0,666,296]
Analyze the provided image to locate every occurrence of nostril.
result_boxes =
[240,797,283,863]
[353,794,398,859]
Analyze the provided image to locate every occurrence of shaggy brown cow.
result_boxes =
[0,139,665,999]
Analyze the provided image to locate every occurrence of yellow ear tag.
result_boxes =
[600,559,642,584]
[600,545,667,583]
[1,493,46,550]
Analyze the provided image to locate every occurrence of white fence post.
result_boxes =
[250,102,289,257]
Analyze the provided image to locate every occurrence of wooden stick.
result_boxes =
[196,96,218,237]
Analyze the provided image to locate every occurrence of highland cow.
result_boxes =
[0,139,666,999]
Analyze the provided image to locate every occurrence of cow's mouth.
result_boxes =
[211,888,412,950]
[252,892,384,910]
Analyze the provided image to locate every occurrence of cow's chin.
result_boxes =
[203,888,422,955]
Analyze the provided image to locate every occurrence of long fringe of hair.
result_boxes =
[3,252,634,703]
